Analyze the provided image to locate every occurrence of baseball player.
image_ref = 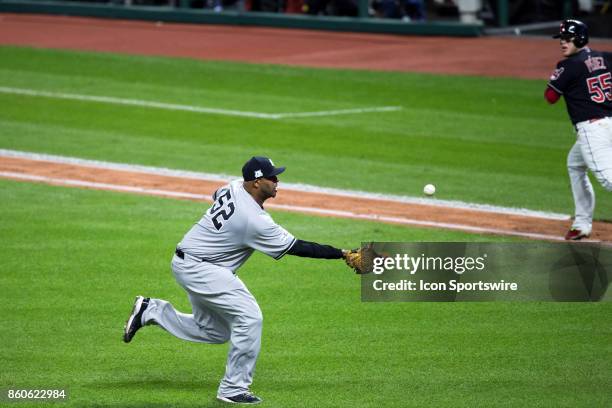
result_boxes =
[545,19,612,240]
[122,156,361,405]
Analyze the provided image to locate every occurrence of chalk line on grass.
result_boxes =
[0,86,401,120]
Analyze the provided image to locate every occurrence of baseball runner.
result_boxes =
[122,156,365,405]
[545,19,612,240]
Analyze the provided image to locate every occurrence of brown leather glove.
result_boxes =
[343,248,367,274]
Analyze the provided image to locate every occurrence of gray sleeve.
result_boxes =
[246,214,296,260]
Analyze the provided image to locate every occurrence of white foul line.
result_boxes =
[274,106,402,119]
[0,171,571,242]
[0,86,401,120]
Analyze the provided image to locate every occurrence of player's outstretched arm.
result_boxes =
[286,239,345,259]
[286,240,368,274]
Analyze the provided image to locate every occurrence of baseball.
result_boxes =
[423,184,436,196]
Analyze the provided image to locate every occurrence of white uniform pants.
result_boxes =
[141,254,263,398]
[567,117,612,233]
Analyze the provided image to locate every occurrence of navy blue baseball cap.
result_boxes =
[242,156,286,181]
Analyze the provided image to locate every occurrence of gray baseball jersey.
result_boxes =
[178,179,296,272]
[131,160,298,400]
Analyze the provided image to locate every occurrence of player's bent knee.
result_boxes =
[245,304,263,325]
[245,313,263,337]
[208,331,231,344]
[234,311,263,332]
[249,312,263,328]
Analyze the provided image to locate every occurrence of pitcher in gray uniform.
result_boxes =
[123,156,349,405]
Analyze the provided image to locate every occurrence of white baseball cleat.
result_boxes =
[217,392,262,404]
[123,296,149,343]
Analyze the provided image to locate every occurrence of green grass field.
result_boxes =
[1,180,610,407]
[0,46,610,407]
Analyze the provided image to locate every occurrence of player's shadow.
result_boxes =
[549,243,610,301]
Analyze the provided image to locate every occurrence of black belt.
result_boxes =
[175,248,209,263]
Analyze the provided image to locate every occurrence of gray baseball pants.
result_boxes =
[141,253,263,398]
[567,117,612,234]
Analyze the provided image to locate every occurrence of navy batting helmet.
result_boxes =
[553,19,589,48]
